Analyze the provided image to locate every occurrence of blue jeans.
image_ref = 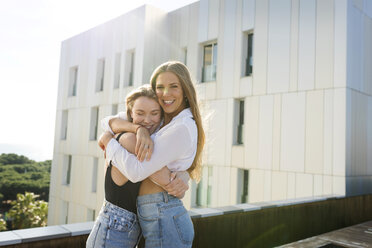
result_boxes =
[137,192,194,248]
[86,200,141,248]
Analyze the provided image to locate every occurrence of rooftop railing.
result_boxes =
[1,194,372,247]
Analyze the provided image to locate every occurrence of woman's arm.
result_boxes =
[111,132,190,197]
[103,123,194,182]
[101,113,154,161]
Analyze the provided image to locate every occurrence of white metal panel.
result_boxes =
[271,171,287,201]
[208,0,220,40]
[315,0,334,89]
[368,97,372,175]
[323,175,333,195]
[198,0,209,42]
[245,96,260,168]
[280,92,306,173]
[263,170,272,201]
[334,88,346,176]
[252,0,269,95]
[363,16,372,96]
[298,0,316,91]
[267,0,291,93]
[258,95,274,170]
[305,90,324,174]
[289,0,299,92]
[220,0,237,98]
[272,94,281,171]
[248,169,264,202]
[313,175,323,196]
[287,172,296,199]
[323,90,334,176]
[347,3,363,91]
[334,0,347,88]
[295,173,313,197]
[242,0,255,31]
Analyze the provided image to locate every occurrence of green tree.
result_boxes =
[7,192,48,229]
[0,153,34,165]
[0,214,6,231]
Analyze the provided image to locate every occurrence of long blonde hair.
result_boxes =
[150,61,205,182]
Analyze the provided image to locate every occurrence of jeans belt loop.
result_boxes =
[163,192,168,203]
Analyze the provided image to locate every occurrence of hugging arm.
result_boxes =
[103,124,191,183]
[101,114,154,161]
[111,132,190,197]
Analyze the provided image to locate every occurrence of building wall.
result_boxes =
[345,0,372,195]
[48,0,372,225]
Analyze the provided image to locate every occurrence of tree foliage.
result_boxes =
[0,214,6,231]
[0,154,51,202]
[0,153,34,165]
[7,192,48,229]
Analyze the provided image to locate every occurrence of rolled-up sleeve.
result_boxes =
[105,124,191,182]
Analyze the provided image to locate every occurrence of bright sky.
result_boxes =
[0,0,198,161]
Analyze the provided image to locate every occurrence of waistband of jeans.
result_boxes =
[102,200,137,221]
[137,192,180,205]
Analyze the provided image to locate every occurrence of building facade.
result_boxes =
[48,0,372,225]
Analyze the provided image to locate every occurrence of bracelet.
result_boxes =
[135,125,142,134]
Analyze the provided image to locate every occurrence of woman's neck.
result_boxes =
[163,107,186,126]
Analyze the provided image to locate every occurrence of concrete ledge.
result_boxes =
[0,231,21,246]
[61,221,94,236]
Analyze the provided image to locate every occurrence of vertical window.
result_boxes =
[68,66,78,96]
[89,107,99,140]
[63,155,72,185]
[243,32,254,76]
[87,208,96,221]
[125,50,135,87]
[202,42,218,82]
[92,158,98,193]
[114,53,121,89]
[61,201,69,224]
[60,110,68,140]
[237,169,249,203]
[196,166,213,207]
[96,58,105,92]
[235,99,245,145]
[112,104,118,115]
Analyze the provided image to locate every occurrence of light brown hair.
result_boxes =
[150,61,205,182]
[125,84,160,121]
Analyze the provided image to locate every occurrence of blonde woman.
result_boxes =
[87,85,189,248]
[100,61,205,247]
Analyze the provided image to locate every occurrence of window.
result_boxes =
[202,42,217,82]
[114,53,121,89]
[112,104,118,115]
[89,107,99,140]
[87,208,96,221]
[63,155,72,185]
[235,100,245,145]
[68,66,78,96]
[125,50,135,87]
[196,167,213,207]
[96,58,105,92]
[243,32,254,76]
[237,169,249,203]
[60,110,68,140]
[61,201,69,224]
[92,158,98,192]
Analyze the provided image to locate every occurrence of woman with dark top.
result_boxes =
[86,85,189,248]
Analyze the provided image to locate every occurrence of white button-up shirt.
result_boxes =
[103,108,197,183]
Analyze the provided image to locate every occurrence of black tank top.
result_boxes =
[104,133,141,214]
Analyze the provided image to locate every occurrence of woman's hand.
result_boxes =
[98,131,114,150]
[164,171,190,199]
[135,126,154,162]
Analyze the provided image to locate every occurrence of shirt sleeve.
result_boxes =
[105,123,191,182]
[101,112,127,135]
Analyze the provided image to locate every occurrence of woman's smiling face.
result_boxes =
[155,71,186,118]
[130,96,162,134]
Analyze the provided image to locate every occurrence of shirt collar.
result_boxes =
[171,108,193,121]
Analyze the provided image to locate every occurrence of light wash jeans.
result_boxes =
[137,192,194,248]
[86,200,141,248]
